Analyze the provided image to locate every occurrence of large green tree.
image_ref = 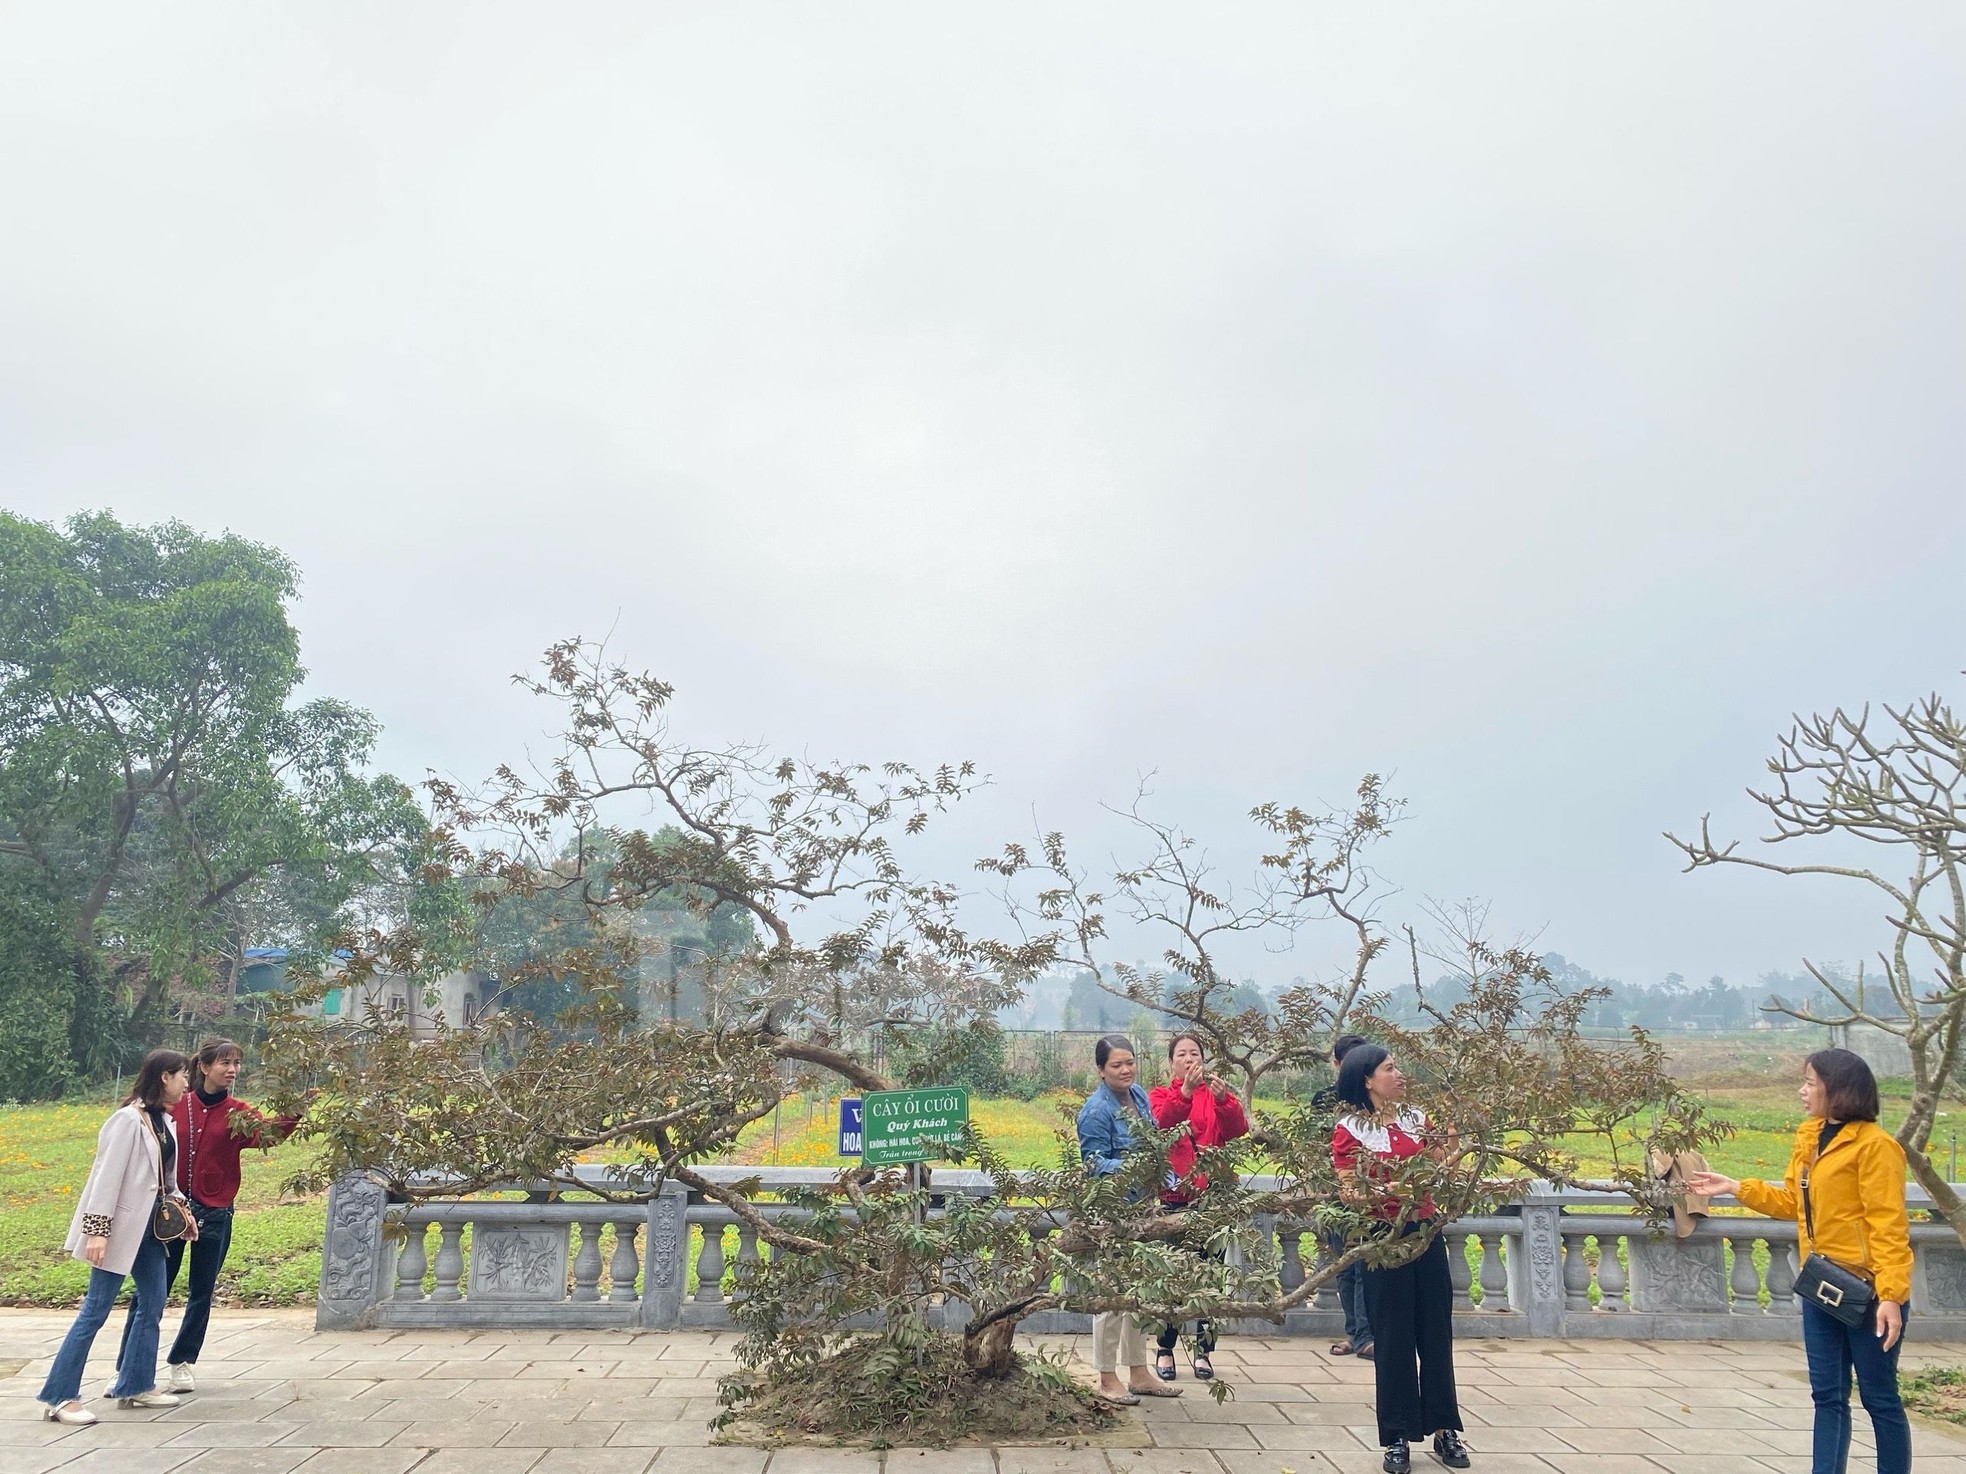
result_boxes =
[0,510,425,1082]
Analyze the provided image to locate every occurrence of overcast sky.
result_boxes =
[2,5,1961,994]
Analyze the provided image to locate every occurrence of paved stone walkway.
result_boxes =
[4,1311,1966,1474]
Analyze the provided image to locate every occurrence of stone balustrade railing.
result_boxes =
[316,1168,1966,1340]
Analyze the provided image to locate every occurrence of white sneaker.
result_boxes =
[42,1400,98,1425]
[114,1389,183,1409]
[166,1364,195,1393]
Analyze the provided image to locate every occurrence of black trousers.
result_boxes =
[1156,1215,1222,1356]
[1361,1230,1461,1446]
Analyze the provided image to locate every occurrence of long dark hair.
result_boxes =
[1806,1048,1880,1123]
[123,1048,192,1109]
[1334,1043,1390,1112]
[1094,1034,1136,1070]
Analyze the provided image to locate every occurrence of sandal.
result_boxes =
[1098,1390,1141,1406]
[1192,1353,1214,1381]
[1357,1342,1376,1360]
[1154,1350,1177,1381]
[1329,1341,1356,1356]
[1128,1382,1184,1398]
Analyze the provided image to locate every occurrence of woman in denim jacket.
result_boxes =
[1075,1033,1182,1404]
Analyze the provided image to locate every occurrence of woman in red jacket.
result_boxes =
[1148,1032,1249,1381]
[116,1038,299,1393]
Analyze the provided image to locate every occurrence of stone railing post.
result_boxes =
[316,1173,394,1330]
[1515,1196,1565,1336]
[640,1180,689,1329]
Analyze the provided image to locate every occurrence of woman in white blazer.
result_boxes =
[38,1049,199,1425]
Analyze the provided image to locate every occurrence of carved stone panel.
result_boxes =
[1628,1234,1728,1313]
[467,1223,570,1302]
[641,1182,688,1328]
[317,1174,389,1330]
[1921,1243,1966,1313]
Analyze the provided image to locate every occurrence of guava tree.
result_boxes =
[262,639,1712,1434]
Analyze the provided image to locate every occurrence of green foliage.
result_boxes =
[892,1019,1010,1095]
[0,870,79,1101]
[0,510,428,1089]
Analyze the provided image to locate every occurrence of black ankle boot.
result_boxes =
[1431,1430,1471,1468]
[1383,1438,1411,1474]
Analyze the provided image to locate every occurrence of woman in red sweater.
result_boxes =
[116,1038,299,1393]
[1148,1032,1249,1381]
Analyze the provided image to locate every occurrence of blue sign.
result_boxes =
[839,1097,863,1156]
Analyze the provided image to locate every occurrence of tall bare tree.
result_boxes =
[1669,690,1966,1237]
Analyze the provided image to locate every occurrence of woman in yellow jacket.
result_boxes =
[1690,1048,1911,1474]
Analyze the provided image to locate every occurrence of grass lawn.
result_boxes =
[0,1096,326,1309]
[2,1072,1945,1309]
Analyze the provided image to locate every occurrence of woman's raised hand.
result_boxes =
[1686,1170,1740,1198]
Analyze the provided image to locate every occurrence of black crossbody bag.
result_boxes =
[1793,1158,1874,1327]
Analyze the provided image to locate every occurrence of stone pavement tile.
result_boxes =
[273,1420,413,1447]
[34,1420,187,1447]
[290,1451,426,1474]
[1178,1401,1288,1426]
[1537,1406,1678,1430]
[0,1424,76,1448]
[650,1450,772,1474]
[316,1361,408,1382]
[170,1455,354,1474]
[426,1362,529,1379]
[0,1448,93,1474]
[1551,1430,1678,1457]
[1466,1384,1595,1409]
[38,1451,196,1474]
[383,1419,520,1447]
[1323,1453,1553,1474]
[1642,1423,1782,1455]
[497,1419,625,1446]
[1215,1386,1316,1403]
[556,1454,659,1474]
[411,1451,545,1474]
[996,1450,1108,1474]
[1650,1408,1786,1433]
[763,1451,882,1474]
[1217,1453,1341,1474]
[1150,1424,1258,1449]
[1233,1424,1359,1452]
[1485,1366,1591,1386]
[1276,1404,1377,1427]
[1905,1461,1966,1474]
[1105,1448,1227,1474]
[880,1454,998,1474]
[1534,1458,1675,1474]
[1560,1369,1687,1388]
[1456,1428,1572,1454]
[1641,1458,1790,1474]
[159,1421,306,1447]
[580,1397,696,1422]
[606,1421,718,1448]
[1461,1405,1583,1429]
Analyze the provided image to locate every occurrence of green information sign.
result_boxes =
[861,1087,971,1166]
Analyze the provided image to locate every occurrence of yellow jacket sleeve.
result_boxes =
[1736,1130,1804,1222]
[1858,1132,1913,1305]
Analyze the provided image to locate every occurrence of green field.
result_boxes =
[2,1065,1949,1309]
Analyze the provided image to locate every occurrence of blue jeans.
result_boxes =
[1324,1231,1373,1349]
[1801,1298,1910,1474]
[37,1228,169,1406]
[116,1202,233,1371]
